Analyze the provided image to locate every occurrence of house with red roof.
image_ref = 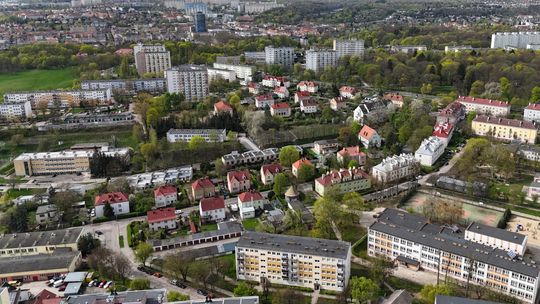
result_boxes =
[147,207,177,231]
[262,75,290,88]
[292,158,313,177]
[94,192,129,218]
[294,91,311,104]
[255,94,275,109]
[238,191,267,219]
[437,101,466,124]
[300,99,318,114]
[248,82,261,95]
[524,103,540,123]
[330,97,346,111]
[260,163,282,185]
[315,168,371,196]
[383,92,405,108]
[339,86,357,98]
[154,185,177,208]
[297,81,318,93]
[114,48,133,56]
[456,96,510,117]
[227,170,251,194]
[33,290,61,304]
[432,122,454,146]
[213,101,233,116]
[270,102,291,117]
[199,196,226,222]
[358,125,382,148]
[191,178,216,200]
[337,146,366,165]
[274,86,289,99]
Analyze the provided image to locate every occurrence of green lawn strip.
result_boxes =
[0,68,78,100]
[119,235,125,248]
[241,218,259,231]
[200,223,218,232]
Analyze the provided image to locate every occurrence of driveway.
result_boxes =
[238,136,260,151]
[418,147,465,185]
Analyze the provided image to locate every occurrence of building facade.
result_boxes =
[213,63,254,81]
[165,66,209,101]
[315,168,371,196]
[270,102,291,117]
[491,32,540,49]
[305,49,338,73]
[525,103,540,123]
[199,196,226,222]
[4,89,112,109]
[238,191,267,219]
[191,178,216,200]
[456,96,511,116]
[0,100,32,120]
[236,231,351,292]
[94,192,130,218]
[333,39,365,58]
[194,12,207,33]
[371,154,418,183]
[414,136,445,167]
[133,43,171,76]
[260,163,282,185]
[227,170,251,194]
[265,46,294,68]
[147,208,177,231]
[166,128,226,143]
[471,116,537,144]
[154,185,177,208]
[0,228,82,258]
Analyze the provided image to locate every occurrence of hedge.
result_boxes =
[127,223,134,247]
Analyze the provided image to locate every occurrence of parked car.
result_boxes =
[170,280,186,288]
[59,284,67,292]
[98,281,107,288]
[197,289,208,296]
[153,272,162,278]
[104,281,113,289]
[53,280,64,288]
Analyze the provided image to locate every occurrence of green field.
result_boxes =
[0,68,78,99]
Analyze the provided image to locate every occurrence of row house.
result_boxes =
[315,168,371,196]
[262,75,290,88]
[222,148,280,167]
[297,81,319,93]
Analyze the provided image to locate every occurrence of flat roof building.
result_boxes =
[0,228,83,258]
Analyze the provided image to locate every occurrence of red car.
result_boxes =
[153,272,162,278]
[59,284,67,291]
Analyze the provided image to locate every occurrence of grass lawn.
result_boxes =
[339,224,366,243]
[3,188,45,201]
[200,223,218,232]
[0,68,78,100]
[242,218,259,231]
[387,276,423,293]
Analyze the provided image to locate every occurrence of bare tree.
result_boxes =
[115,254,132,284]
[164,254,193,282]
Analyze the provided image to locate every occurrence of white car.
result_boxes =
[175,210,183,215]
[90,208,96,217]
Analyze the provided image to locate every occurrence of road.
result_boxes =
[418,146,466,185]
[238,136,260,151]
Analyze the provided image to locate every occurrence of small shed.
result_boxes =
[64,282,83,296]
[64,272,87,283]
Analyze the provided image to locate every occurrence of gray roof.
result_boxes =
[370,209,540,278]
[0,251,79,275]
[64,282,82,296]
[466,222,526,245]
[435,295,500,304]
[169,296,259,304]
[237,231,350,259]
[382,290,413,304]
[149,221,242,248]
[61,289,167,304]
[167,128,226,135]
[64,272,87,283]
[0,227,83,249]
[36,204,57,215]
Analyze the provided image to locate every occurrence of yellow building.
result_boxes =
[0,228,82,258]
[472,115,537,144]
[0,250,80,283]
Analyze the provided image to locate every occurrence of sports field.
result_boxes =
[0,68,78,99]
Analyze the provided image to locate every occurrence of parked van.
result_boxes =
[53,280,64,288]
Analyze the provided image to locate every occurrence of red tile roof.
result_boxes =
[238,191,264,202]
[473,115,537,129]
[358,125,378,140]
[255,94,273,101]
[292,158,312,170]
[274,86,288,94]
[384,93,404,103]
[432,122,454,138]
[295,91,311,98]
[192,178,214,190]
[271,102,290,109]
[34,290,60,304]
[337,146,365,158]
[261,163,282,175]
[147,207,176,223]
[526,103,540,110]
[301,99,318,107]
[200,196,225,212]
[154,185,177,198]
[94,192,128,206]
[297,81,317,88]
[456,96,509,108]
[114,48,133,56]
[214,101,233,112]
[227,170,251,183]
[339,86,356,93]
[439,101,465,117]
[316,168,369,186]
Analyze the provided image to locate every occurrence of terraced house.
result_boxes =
[315,168,371,196]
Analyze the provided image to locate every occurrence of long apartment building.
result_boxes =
[0,228,83,257]
[305,49,338,73]
[166,128,226,143]
[472,115,537,145]
[13,146,130,176]
[371,154,418,184]
[221,148,280,167]
[213,62,254,81]
[333,39,365,58]
[4,89,112,109]
[0,100,32,120]
[456,96,510,117]
[80,78,166,93]
[491,32,540,49]
[133,43,171,76]
[165,65,209,101]
[368,208,539,303]
[236,231,351,292]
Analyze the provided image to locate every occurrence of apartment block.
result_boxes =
[13,147,130,176]
[262,76,290,88]
[236,231,351,292]
[305,49,338,73]
[525,103,540,123]
[371,154,418,184]
[315,168,370,196]
[213,62,254,81]
[207,68,236,82]
[165,65,209,101]
[265,46,294,68]
[472,116,537,144]
[333,39,365,58]
[80,78,166,93]
[133,43,171,76]
[491,32,540,49]
[414,136,445,167]
[390,45,427,54]
[456,96,510,117]
[166,128,226,143]
[368,208,539,303]
[222,148,280,167]
[147,207,177,232]
[0,228,82,258]
[0,100,32,120]
[4,89,112,109]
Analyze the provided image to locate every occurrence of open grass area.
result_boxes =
[200,223,218,232]
[242,218,259,231]
[339,224,365,243]
[387,276,423,293]
[2,188,45,201]
[0,68,78,100]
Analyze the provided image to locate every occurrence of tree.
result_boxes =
[271,289,304,304]
[420,83,433,95]
[191,260,211,288]
[531,86,540,102]
[188,136,206,150]
[500,77,511,101]
[164,254,193,282]
[279,146,300,167]
[77,233,101,256]
[115,254,132,284]
[10,134,24,145]
[420,284,453,303]
[273,173,289,196]
[103,203,115,218]
[130,278,151,290]
[107,177,130,193]
[233,282,257,297]
[469,80,485,97]
[342,192,366,212]
[51,191,79,222]
[350,277,379,303]
[370,257,394,285]
[8,204,29,232]
[134,242,154,266]
[167,291,189,301]
[214,158,226,176]
[297,163,315,182]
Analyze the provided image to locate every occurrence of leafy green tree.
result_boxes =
[77,233,101,256]
[370,258,394,285]
[103,203,115,218]
[167,291,189,301]
[350,277,379,303]
[297,163,315,182]
[164,254,192,282]
[188,136,206,150]
[8,204,29,232]
[273,173,289,196]
[420,284,453,303]
[500,77,511,101]
[348,160,359,168]
[531,86,540,102]
[233,282,257,297]
[129,278,151,290]
[134,242,154,266]
[279,146,300,167]
[420,83,432,95]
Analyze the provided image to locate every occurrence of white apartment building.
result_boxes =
[371,154,418,183]
[236,231,351,292]
[255,94,275,109]
[147,207,177,232]
[491,32,540,49]
[207,68,236,82]
[4,89,112,109]
[265,46,294,68]
[525,104,540,123]
[390,45,427,54]
[199,196,226,222]
[165,66,209,101]
[305,49,338,73]
[333,39,365,58]
[133,43,171,76]
[154,185,177,208]
[94,192,130,218]
[465,222,527,256]
[262,76,290,88]
[445,45,473,53]
[414,136,445,167]
[456,96,511,116]
[81,79,166,93]
[0,100,32,120]
[300,99,318,114]
[369,208,539,304]
[166,128,226,143]
[213,63,254,81]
